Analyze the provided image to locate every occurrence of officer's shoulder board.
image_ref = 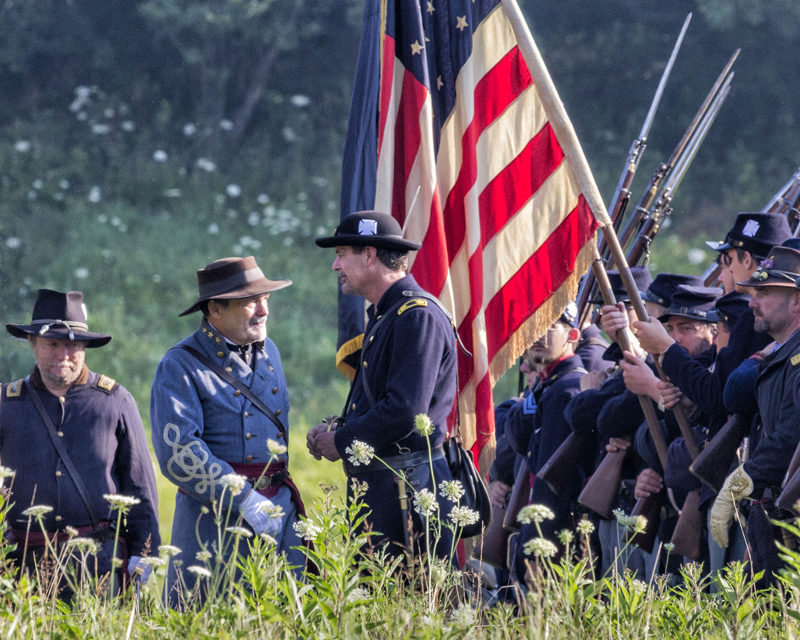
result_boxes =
[4,379,23,399]
[791,353,800,367]
[397,298,428,315]
[94,374,117,393]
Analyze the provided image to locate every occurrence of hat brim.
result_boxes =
[705,240,728,252]
[178,279,292,316]
[657,311,712,323]
[736,277,797,289]
[5,323,111,347]
[315,233,421,251]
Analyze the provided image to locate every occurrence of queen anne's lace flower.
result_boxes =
[517,504,555,525]
[219,473,248,496]
[22,505,53,518]
[440,480,465,503]
[576,519,595,536]
[414,414,434,437]
[345,440,375,466]
[413,489,438,516]
[523,537,558,559]
[267,438,287,456]
[448,505,480,528]
[225,526,253,538]
[187,565,212,579]
[67,537,100,554]
[103,494,141,509]
[293,519,322,541]
[158,544,182,557]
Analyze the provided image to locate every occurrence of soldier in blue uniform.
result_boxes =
[710,245,800,585]
[1,289,159,590]
[308,210,457,560]
[150,256,303,604]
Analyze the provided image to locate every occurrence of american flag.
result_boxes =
[339,0,606,470]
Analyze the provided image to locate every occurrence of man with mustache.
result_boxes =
[1,289,159,593]
[151,257,304,605]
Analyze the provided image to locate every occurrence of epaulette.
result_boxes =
[791,353,800,367]
[5,379,23,398]
[95,375,117,392]
[397,298,428,315]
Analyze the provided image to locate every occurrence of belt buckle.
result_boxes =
[254,476,270,490]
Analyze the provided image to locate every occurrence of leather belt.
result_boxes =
[345,445,444,476]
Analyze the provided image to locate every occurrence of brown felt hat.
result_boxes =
[737,246,800,289]
[5,289,112,347]
[179,256,292,316]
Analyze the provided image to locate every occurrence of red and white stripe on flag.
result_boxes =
[375,1,601,471]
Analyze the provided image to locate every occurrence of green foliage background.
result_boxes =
[0,1,797,541]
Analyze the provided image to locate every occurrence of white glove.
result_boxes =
[128,555,152,584]
[709,465,754,548]
[239,490,283,537]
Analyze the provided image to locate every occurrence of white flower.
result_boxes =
[663,542,675,553]
[414,414,434,437]
[440,480,465,503]
[260,533,277,545]
[164,188,182,198]
[66,537,100,554]
[267,438,287,456]
[88,186,102,203]
[219,473,247,496]
[14,140,31,153]
[158,544,182,557]
[226,184,242,198]
[0,465,15,479]
[139,556,167,569]
[182,123,197,136]
[558,529,574,546]
[347,586,369,603]
[451,602,477,627]
[207,223,219,235]
[74,267,89,280]
[152,149,168,162]
[282,126,297,142]
[196,157,217,172]
[32,179,43,190]
[413,488,438,516]
[187,565,212,579]
[523,537,558,559]
[293,519,321,542]
[517,504,555,525]
[91,123,111,135]
[345,440,375,467]
[257,503,284,520]
[58,179,70,190]
[225,526,253,538]
[5,238,21,250]
[195,550,212,562]
[103,494,141,509]
[576,519,595,536]
[22,505,53,518]
[448,505,479,528]
[120,120,135,132]
[257,193,269,204]
[290,94,311,107]
[219,118,234,131]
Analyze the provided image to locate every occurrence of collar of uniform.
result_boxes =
[540,354,582,383]
[29,364,90,390]
[374,274,419,316]
[759,326,800,373]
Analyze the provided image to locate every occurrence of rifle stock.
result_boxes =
[689,414,749,492]
[777,466,800,514]
[473,492,510,568]
[503,463,531,533]
[669,488,702,560]
[627,490,663,553]
[776,438,800,513]
[537,431,589,495]
[578,448,629,519]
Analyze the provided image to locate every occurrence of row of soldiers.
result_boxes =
[483,211,800,590]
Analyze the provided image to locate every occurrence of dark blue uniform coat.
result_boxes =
[333,275,457,556]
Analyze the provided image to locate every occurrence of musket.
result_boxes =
[537,430,592,495]
[616,50,740,256]
[702,166,800,285]
[503,463,532,533]
[577,13,692,324]
[625,73,733,266]
[689,413,750,491]
[577,245,669,521]
[775,436,800,513]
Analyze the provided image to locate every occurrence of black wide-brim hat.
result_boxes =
[179,256,292,317]
[658,284,722,322]
[5,289,112,347]
[315,210,421,251]
[737,246,800,289]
